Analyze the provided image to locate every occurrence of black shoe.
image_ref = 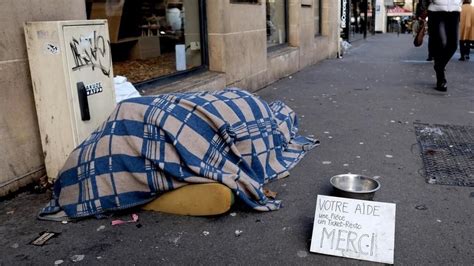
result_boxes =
[466,56,470,60]
[435,80,447,91]
[459,57,466,61]
[434,66,447,91]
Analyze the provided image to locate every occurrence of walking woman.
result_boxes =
[459,0,473,61]
[420,0,463,91]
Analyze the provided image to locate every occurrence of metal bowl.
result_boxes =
[330,174,380,200]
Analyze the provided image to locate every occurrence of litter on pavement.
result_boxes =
[234,230,243,237]
[111,214,139,226]
[70,254,85,262]
[30,231,60,246]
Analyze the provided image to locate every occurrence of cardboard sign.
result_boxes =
[310,195,396,264]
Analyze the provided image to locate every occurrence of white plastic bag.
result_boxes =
[114,76,141,103]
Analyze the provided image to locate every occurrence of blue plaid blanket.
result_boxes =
[39,88,318,219]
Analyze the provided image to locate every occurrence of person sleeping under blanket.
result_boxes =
[38,88,319,221]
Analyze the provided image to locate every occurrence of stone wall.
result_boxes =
[207,0,339,91]
[0,0,86,196]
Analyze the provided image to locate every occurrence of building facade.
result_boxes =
[0,0,340,196]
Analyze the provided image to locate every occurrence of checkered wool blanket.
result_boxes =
[39,88,318,219]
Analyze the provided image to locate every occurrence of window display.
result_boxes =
[266,0,287,48]
[86,0,204,84]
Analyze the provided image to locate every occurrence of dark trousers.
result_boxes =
[459,40,471,58]
[427,11,460,72]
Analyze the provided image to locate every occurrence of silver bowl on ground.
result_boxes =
[330,174,380,200]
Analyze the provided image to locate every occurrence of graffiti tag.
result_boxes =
[45,43,60,55]
[69,31,112,77]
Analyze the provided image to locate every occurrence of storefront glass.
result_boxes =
[349,0,367,41]
[266,0,287,48]
[86,0,204,84]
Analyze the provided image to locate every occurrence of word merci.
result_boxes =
[319,228,377,256]
[310,195,396,264]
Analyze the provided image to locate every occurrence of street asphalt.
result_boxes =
[1,33,473,265]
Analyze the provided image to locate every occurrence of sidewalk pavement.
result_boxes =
[1,33,473,265]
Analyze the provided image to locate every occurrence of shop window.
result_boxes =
[266,0,288,49]
[314,0,322,36]
[86,0,206,84]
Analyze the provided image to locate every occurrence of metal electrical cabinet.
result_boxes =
[24,20,116,180]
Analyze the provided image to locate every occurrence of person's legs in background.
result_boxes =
[427,51,434,61]
[468,41,472,59]
[459,40,469,60]
[428,11,460,91]
[428,12,445,89]
[426,20,434,61]
[464,41,472,60]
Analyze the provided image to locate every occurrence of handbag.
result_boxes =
[413,19,425,47]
